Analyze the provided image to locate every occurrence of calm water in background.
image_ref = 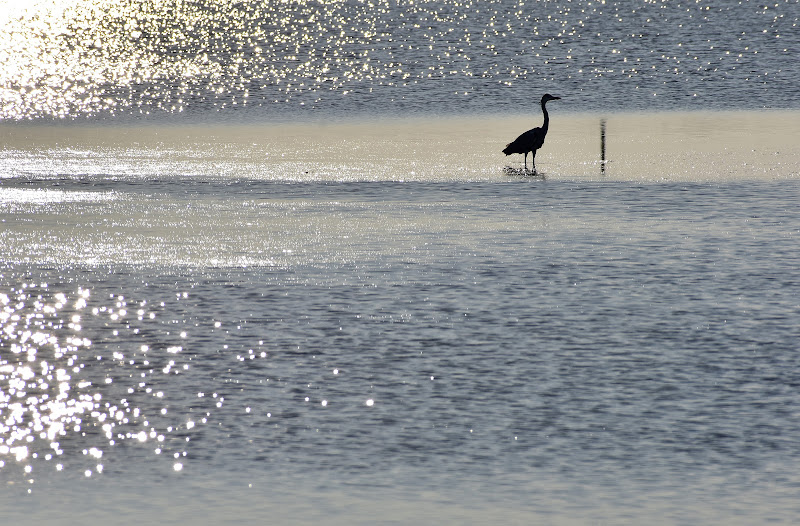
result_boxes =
[2,1,800,524]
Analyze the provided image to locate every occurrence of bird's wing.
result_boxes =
[503,127,539,153]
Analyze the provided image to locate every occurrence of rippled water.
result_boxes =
[2,0,800,523]
[1,0,798,120]
[2,113,800,523]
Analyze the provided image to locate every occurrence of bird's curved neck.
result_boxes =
[541,100,550,131]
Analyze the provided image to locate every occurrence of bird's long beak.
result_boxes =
[553,96,561,100]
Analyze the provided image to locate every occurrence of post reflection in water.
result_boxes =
[600,118,608,175]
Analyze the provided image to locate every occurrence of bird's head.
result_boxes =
[542,93,561,104]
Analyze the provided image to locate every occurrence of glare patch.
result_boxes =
[0,189,117,205]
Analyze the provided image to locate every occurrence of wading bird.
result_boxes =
[503,94,561,173]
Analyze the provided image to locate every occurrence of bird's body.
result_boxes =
[503,94,560,173]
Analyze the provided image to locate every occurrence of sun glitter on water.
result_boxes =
[1,0,795,120]
[0,284,217,486]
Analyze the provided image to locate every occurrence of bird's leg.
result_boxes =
[523,152,528,171]
[531,151,537,174]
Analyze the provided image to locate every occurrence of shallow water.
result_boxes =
[3,0,800,522]
[2,112,800,524]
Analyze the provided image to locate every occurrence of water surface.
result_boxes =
[1,0,798,120]
[2,0,800,523]
[2,113,800,524]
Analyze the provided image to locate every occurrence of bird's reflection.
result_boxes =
[503,166,546,178]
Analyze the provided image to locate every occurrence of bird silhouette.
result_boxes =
[503,94,561,173]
